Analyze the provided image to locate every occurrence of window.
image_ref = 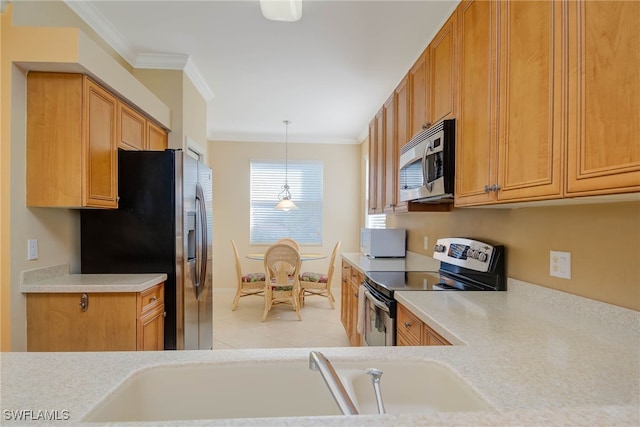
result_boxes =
[250,160,323,245]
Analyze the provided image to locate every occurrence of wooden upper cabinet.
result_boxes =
[409,46,430,139]
[118,102,146,151]
[374,108,385,214]
[429,10,457,125]
[394,75,410,212]
[27,73,118,208]
[455,0,497,206]
[456,0,564,206]
[367,118,379,214]
[496,0,564,202]
[147,121,169,151]
[119,101,169,152]
[383,93,396,213]
[566,0,640,195]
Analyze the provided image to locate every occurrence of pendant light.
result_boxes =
[275,120,298,211]
[260,0,302,22]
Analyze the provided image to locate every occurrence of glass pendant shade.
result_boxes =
[260,0,302,22]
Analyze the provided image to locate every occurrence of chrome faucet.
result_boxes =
[365,368,386,414]
[308,351,358,415]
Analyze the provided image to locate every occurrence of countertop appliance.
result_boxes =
[361,237,505,346]
[360,228,406,258]
[399,118,455,203]
[80,149,212,351]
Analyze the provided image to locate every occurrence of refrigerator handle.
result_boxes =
[195,182,208,295]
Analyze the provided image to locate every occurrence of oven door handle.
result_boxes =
[364,289,391,314]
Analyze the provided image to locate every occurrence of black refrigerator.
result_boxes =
[81,149,213,350]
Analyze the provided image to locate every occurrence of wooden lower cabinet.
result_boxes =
[340,260,362,347]
[396,303,450,346]
[27,283,165,352]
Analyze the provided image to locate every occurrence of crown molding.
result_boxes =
[63,0,137,65]
[63,0,214,103]
[209,131,359,145]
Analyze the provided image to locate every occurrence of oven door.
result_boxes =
[362,286,395,346]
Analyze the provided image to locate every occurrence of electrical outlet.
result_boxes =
[550,250,571,279]
[424,236,429,250]
[28,239,39,260]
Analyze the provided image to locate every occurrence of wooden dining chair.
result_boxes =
[262,243,302,321]
[299,241,341,309]
[231,240,266,310]
[276,238,300,251]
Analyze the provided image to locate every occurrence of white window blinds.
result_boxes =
[250,160,323,245]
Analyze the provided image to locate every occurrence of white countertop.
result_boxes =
[341,251,440,273]
[3,261,638,426]
[20,264,167,293]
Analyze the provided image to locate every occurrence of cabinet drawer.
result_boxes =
[397,304,422,343]
[137,283,164,316]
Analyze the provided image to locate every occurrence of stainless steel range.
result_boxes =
[361,237,505,346]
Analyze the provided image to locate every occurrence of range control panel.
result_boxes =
[433,237,497,273]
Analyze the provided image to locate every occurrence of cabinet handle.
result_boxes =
[484,184,502,193]
[149,296,157,302]
[79,293,89,312]
[163,312,167,318]
[404,321,412,329]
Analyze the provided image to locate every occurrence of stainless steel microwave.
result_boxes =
[399,119,455,203]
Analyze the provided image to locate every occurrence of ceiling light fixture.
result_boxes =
[275,120,298,211]
[260,0,302,22]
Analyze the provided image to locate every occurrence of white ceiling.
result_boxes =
[64,0,459,144]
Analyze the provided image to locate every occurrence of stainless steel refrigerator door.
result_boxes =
[198,162,213,350]
[183,154,200,350]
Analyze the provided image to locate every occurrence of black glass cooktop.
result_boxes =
[364,270,489,296]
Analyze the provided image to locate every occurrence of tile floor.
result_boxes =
[213,287,351,349]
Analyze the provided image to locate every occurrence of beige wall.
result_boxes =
[387,202,640,311]
[1,6,85,351]
[132,70,208,161]
[209,140,361,293]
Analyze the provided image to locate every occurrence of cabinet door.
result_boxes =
[138,305,165,351]
[147,121,169,151]
[394,75,410,212]
[566,1,640,195]
[496,1,564,202]
[455,0,498,206]
[26,293,136,352]
[367,119,378,214]
[429,11,457,125]
[348,281,361,347]
[83,78,119,208]
[340,262,351,333]
[374,109,385,214]
[409,47,430,138]
[383,94,396,213]
[118,102,145,151]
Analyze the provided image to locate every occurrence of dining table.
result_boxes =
[245,253,327,261]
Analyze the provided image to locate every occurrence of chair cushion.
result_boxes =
[242,272,265,283]
[272,285,294,291]
[300,272,328,283]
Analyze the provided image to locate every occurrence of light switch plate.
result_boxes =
[28,239,38,260]
[550,250,571,279]
[424,236,429,250]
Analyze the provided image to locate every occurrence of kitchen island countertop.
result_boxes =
[3,260,638,425]
[20,264,167,294]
